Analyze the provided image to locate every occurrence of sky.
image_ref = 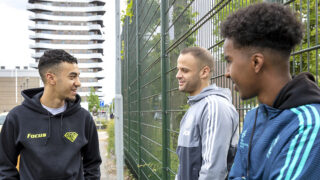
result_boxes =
[0,0,126,104]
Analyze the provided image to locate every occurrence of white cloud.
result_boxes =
[0,0,27,10]
[0,2,33,69]
[99,0,127,104]
[100,0,116,104]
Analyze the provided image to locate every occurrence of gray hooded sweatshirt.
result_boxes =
[176,84,239,180]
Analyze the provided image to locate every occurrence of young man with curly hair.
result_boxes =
[175,47,239,180]
[221,2,320,179]
[0,49,101,179]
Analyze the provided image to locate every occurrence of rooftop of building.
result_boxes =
[0,66,39,77]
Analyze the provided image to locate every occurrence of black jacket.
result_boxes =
[0,88,101,180]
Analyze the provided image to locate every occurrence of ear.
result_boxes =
[251,53,264,73]
[200,66,211,79]
[45,72,56,85]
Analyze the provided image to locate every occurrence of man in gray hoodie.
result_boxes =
[175,47,239,180]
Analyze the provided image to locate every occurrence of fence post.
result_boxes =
[126,18,131,161]
[135,0,142,178]
[161,0,168,179]
[114,0,124,179]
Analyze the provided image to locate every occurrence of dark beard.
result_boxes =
[66,97,76,102]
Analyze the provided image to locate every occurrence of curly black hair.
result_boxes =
[38,49,78,83]
[221,2,304,55]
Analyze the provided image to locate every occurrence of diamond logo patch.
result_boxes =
[64,132,78,142]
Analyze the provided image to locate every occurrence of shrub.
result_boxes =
[107,119,115,156]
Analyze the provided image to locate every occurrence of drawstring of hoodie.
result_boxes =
[60,114,66,142]
[45,112,65,144]
[247,107,259,178]
[45,112,51,145]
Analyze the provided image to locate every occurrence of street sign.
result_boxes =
[99,100,104,107]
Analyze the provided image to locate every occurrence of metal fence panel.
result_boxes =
[121,0,320,179]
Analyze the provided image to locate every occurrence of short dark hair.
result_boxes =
[221,2,304,55]
[38,49,78,83]
[180,47,214,71]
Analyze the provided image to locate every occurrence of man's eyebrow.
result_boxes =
[69,72,79,76]
[177,66,187,69]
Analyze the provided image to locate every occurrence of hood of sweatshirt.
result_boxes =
[272,72,320,110]
[21,87,81,116]
[21,87,82,145]
[187,84,232,105]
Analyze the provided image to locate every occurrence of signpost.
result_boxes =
[99,100,104,107]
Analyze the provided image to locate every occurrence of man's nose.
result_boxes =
[176,70,181,79]
[75,78,81,87]
[224,66,231,78]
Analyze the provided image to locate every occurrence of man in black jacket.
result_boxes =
[0,49,101,179]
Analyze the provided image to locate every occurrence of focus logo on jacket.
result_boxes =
[27,133,47,139]
[64,132,78,142]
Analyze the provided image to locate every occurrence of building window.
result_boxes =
[24,66,28,70]
[16,66,20,70]
[0,66,5,69]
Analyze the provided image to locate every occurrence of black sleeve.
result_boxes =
[0,114,20,179]
[82,116,102,180]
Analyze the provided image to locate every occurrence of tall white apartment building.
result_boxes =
[27,0,105,101]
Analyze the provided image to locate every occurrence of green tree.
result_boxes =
[87,87,100,113]
[121,0,134,24]
[290,0,320,84]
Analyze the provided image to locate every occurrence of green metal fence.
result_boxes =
[121,0,319,179]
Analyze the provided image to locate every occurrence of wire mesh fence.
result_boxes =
[121,0,319,179]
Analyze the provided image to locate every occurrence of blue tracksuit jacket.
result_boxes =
[229,72,320,180]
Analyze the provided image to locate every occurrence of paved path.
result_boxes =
[99,131,117,180]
